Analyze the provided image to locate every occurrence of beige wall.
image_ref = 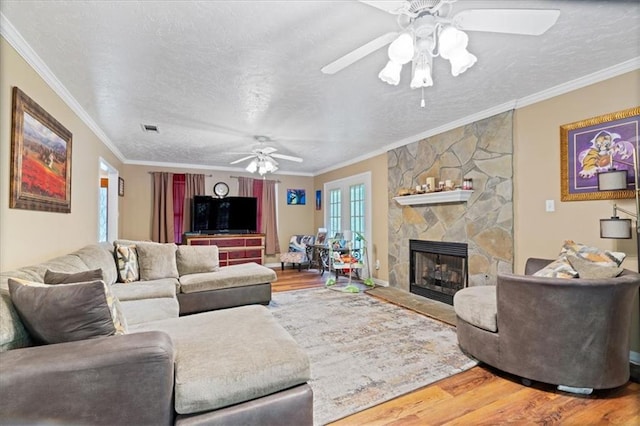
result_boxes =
[313,154,389,282]
[0,38,122,270]
[119,164,314,265]
[514,70,640,353]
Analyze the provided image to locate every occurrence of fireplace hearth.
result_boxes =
[409,240,468,305]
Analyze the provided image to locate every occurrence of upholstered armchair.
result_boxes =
[454,258,640,393]
[280,235,315,271]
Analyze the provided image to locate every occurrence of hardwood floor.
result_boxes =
[271,267,640,425]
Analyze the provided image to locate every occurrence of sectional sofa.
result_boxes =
[0,241,313,425]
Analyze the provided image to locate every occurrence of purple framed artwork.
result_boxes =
[560,106,639,201]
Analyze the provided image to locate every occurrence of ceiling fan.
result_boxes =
[322,0,560,104]
[230,135,303,175]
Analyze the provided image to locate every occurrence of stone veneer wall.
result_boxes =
[388,111,514,290]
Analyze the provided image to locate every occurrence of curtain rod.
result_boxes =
[147,172,213,177]
[230,175,281,183]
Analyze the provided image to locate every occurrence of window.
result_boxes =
[323,172,372,254]
[98,178,108,243]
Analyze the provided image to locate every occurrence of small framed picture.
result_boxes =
[287,189,306,205]
[118,177,125,197]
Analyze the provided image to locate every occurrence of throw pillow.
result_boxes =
[566,254,623,279]
[44,268,104,285]
[8,278,127,344]
[136,242,179,281]
[532,255,579,279]
[561,240,626,266]
[114,244,140,283]
[176,245,219,276]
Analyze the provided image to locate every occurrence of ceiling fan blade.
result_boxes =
[229,155,255,165]
[321,31,399,75]
[359,0,408,14]
[453,9,560,36]
[260,146,277,155]
[271,153,303,163]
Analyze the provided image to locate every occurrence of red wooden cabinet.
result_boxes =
[184,234,265,266]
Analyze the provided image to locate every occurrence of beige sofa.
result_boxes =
[0,242,313,425]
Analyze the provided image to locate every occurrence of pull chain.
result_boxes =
[420,87,426,108]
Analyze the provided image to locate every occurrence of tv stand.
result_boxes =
[183,233,265,266]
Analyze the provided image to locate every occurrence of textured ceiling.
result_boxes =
[1,1,639,175]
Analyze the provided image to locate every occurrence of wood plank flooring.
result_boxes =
[272,267,640,425]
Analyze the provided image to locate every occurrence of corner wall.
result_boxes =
[0,37,122,270]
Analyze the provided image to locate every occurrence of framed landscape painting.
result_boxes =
[10,87,72,213]
[560,106,639,201]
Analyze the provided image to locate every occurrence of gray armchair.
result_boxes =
[454,258,640,392]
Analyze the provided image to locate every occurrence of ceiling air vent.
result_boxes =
[141,124,159,133]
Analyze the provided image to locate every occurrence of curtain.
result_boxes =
[182,173,205,240]
[235,176,280,256]
[253,179,264,233]
[173,174,186,243]
[262,179,280,255]
[152,172,174,243]
[238,176,253,197]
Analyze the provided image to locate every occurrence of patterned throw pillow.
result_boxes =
[561,240,626,266]
[8,278,127,344]
[532,255,579,279]
[115,244,139,283]
[566,254,623,279]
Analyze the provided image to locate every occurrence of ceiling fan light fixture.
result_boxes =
[410,55,433,89]
[438,26,476,76]
[378,60,403,85]
[246,159,258,173]
[387,32,415,64]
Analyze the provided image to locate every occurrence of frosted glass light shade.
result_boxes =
[410,62,433,89]
[246,160,258,173]
[378,61,402,85]
[439,26,476,76]
[600,218,632,239]
[388,33,414,64]
[597,170,628,191]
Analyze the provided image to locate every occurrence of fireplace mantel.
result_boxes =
[393,190,473,206]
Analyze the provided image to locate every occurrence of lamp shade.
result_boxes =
[410,58,433,89]
[438,26,477,76]
[600,217,632,239]
[597,169,628,191]
[378,60,402,85]
[388,33,414,65]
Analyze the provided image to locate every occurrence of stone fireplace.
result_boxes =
[410,240,468,305]
[388,111,514,291]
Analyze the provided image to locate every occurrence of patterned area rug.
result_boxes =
[268,288,477,425]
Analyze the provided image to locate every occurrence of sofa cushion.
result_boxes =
[179,262,277,294]
[8,278,127,344]
[136,242,179,281]
[71,243,119,285]
[130,305,310,415]
[176,245,219,276]
[20,254,89,283]
[453,285,497,332]
[532,255,578,279]
[119,298,179,325]
[112,280,178,301]
[44,268,104,285]
[115,244,140,283]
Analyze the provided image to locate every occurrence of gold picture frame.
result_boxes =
[10,87,72,213]
[560,106,639,201]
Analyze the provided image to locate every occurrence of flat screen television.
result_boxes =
[191,196,258,234]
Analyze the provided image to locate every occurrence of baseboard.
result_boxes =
[373,278,389,287]
[630,351,640,383]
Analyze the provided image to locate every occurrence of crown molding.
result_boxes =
[0,13,126,163]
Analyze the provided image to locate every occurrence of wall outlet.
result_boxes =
[545,199,555,212]
[375,259,380,270]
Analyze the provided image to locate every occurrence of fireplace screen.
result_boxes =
[409,240,468,305]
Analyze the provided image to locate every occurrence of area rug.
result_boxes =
[268,288,477,425]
